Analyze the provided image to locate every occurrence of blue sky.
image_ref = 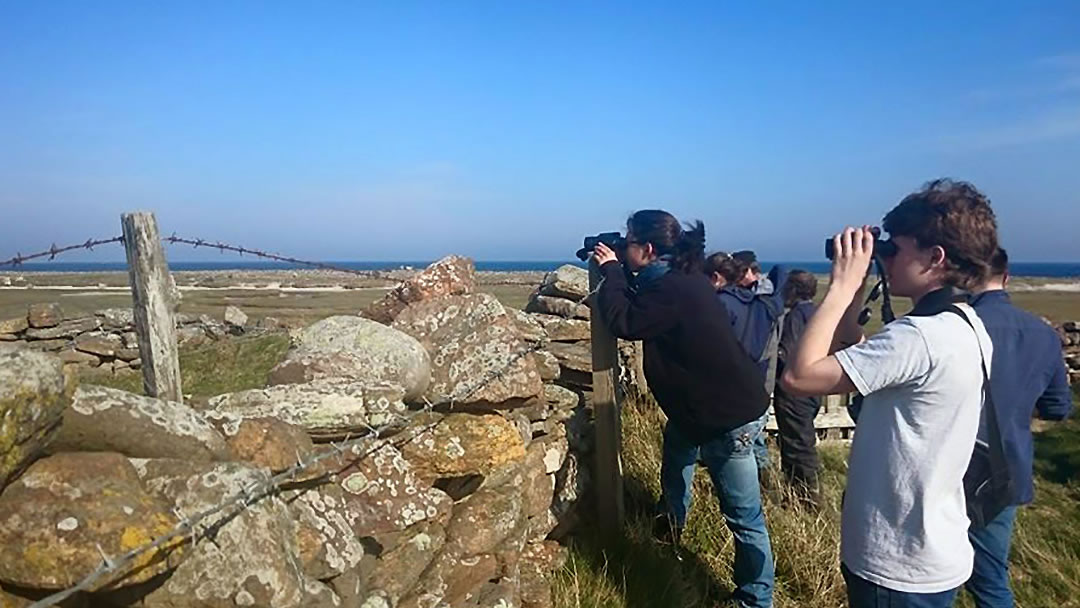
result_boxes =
[2,2,1079,263]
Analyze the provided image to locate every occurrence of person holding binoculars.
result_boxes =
[781,179,1000,608]
[592,209,775,608]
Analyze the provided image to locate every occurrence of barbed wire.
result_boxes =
[0,237,124,269]
[27,267,603,608]
[163,234,378,277]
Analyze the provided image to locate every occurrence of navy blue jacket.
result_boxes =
[971,289,1072,505]
[718,264,790,378]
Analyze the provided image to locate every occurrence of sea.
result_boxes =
[6,260,1080,278]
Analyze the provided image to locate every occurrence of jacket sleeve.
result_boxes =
[1035,355,1073,421]
[764,264,790,320]
[596,261,679,340]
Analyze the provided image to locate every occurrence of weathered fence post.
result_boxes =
[589,258,624,534]
[121,212,182,403]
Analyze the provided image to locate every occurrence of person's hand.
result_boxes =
[593,242,619,266]
[828,226,874,298]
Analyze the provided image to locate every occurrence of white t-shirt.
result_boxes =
[835,303,992,593]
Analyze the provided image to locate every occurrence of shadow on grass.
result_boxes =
[1033,417,1080,485]
[563,474,735,608]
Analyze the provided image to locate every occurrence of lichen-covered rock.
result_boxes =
[98,308,135,329]
[317,440,453,539]
[392,294,542,406]
[206,381,408,441]
[49,385,228,461]
[470,578,522,608]
[0,317,29,335]
[283,484,365,580]
[269,316,431,402]
[224,306,248,328]
[0,453,184,590]
[217,417,314,472]
[400,413,526,483]
[543,385,579,414]
[539,265,589,300]
[533,350,560,382]
[74,333,122,357]
[132,459,309,608]
[24,317,101,341]
[27,303,63,329]
[362,521,446,605]
[551,451,590,537]
[398,550,499,608]
[444,484,524,556]
[519,541,566,608]
[0,346,73,490]
[364,255,476,324]
[57,349,101,367]
[532,315,590,342]
[545,342,590,374]
[510,309,547,344]
[525,295,589,320]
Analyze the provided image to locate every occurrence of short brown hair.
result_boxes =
[883,178,999,290]
[782,270,818,307]
[990,247,1008,277]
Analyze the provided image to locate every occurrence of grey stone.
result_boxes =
[533,350,560,381]
[525,295,589,320]
[392,294,543,406]
[0,317,28,334]
[364,255,476,324]
[49,385,228,461]
[546,341,591,373]
[534,315,590,342]
[206,380,408,441]
[74,333,122,357]
[284,484,366,580]
[539,264,590,300]
[97,308,134,329]
[270,316,431,402]
[57,349,101,367]
[224,305,248,328]
[24,317,101,340]
[511,309,547,343]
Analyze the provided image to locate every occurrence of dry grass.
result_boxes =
[553,395,1080,608]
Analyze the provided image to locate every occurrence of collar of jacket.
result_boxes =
[720,284,757,303]
[907,285,970,317]
[969,289,1010,307]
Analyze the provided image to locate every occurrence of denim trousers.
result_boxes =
[965,506,1019,608]
[659,414,775,608]
[841,564,959,608]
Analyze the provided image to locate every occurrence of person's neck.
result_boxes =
[972,279,1006,295]
[910,281,948,306]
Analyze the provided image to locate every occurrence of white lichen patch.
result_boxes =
[56,516,78,531]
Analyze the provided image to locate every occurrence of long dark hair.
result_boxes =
[627,210,706,273]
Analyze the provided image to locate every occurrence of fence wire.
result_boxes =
[26,262,602,608]
[0,237,124,269]
[163,234,376,277]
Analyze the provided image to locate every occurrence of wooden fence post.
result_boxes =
[121,212,182,403]
[589,258,625,534]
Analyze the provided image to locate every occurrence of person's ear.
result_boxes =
[1002,271,1010,289]
[928,245,947,269]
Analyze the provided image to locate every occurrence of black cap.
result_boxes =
[732,250,757,263]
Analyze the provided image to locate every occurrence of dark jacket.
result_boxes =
[970,289,1072,505]
[718,264,790,378]
[597,261,769,444]
[778,300,817,364]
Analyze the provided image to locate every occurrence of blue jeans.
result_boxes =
[659,414,775,608]
[842,564,959,608]
[966,506,1019,608]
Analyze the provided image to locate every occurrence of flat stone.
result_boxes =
[115,347,141,362]
[24,317,101,340]
[0,346,73,490]
[74,333,122,357]
[284,484,366,581]
[525,295,590,320]
[57,349,101,367]
[533,350,561,381]
[398,549,499,608]
[511,309,547,343]
[0,334,17,342]
[96,308,134,330]
[0,452,184,590]
[544,384,580,412]
[25,338,68,352]
[362,521,446,605]
[534,315,590,342]
[0,317,28,334]
[546,341,591,373]
[27,303,63,329]
[392,293,543,406]
[219,417,314,472]
[206,380,408,441]
[49,385,228,461]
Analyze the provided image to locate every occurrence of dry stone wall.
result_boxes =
[0,257,589,608]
